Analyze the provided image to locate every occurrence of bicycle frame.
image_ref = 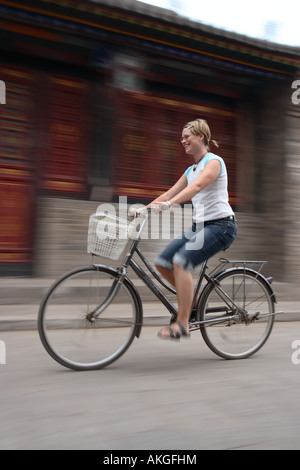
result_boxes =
[92,211,279,328]
[129,246,209,318]
[91,239,234,330]
[129,250,243,329]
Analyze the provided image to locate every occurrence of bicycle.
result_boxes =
[38,209,281,371]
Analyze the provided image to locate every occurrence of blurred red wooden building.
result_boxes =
[0,0,299,276]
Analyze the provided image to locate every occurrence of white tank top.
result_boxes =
[185,153,235,223]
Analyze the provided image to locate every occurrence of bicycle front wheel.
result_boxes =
[38,266,141,370]
[199,268,275,360]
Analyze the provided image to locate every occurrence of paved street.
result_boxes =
[0,320,300,450]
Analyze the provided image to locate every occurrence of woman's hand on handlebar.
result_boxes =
[128,202,171,219]
[128,207,142,219]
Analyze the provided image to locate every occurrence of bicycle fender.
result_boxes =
[93,263,143,337]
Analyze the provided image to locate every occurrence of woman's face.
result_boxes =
[180,129,203,155]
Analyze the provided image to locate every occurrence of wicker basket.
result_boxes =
[87,212,130,260]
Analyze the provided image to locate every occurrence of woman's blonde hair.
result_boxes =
[183,118,219,149]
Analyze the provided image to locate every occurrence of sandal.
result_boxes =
[158,321,190,340]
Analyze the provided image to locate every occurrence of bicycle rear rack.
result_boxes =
[211,258,268,278]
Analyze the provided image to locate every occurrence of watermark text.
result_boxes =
[0,340,6,365]
[103,453,196,466]
[0,80,6,104]
[291,340,300,365]
[291,80,300,105]
[95,196,198,242]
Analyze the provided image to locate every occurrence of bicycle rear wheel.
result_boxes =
[38,266,141,370]
[199,268,275,359]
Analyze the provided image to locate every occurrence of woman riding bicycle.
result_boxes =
[149,118,237,340]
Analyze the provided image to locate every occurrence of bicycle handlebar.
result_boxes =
[128,203,169,219]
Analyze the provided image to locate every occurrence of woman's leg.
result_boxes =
[158,263,193,338]
[154,228,191,287]
[157,220,237,339]
[173,263,194,331]
[155,264,175,286]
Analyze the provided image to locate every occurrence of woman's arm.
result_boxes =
[168,159,221,206]
[147,172,188,207]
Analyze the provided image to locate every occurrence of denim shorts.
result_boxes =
[155,217,237,273]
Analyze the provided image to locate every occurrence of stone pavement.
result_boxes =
[0,275,299,330]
